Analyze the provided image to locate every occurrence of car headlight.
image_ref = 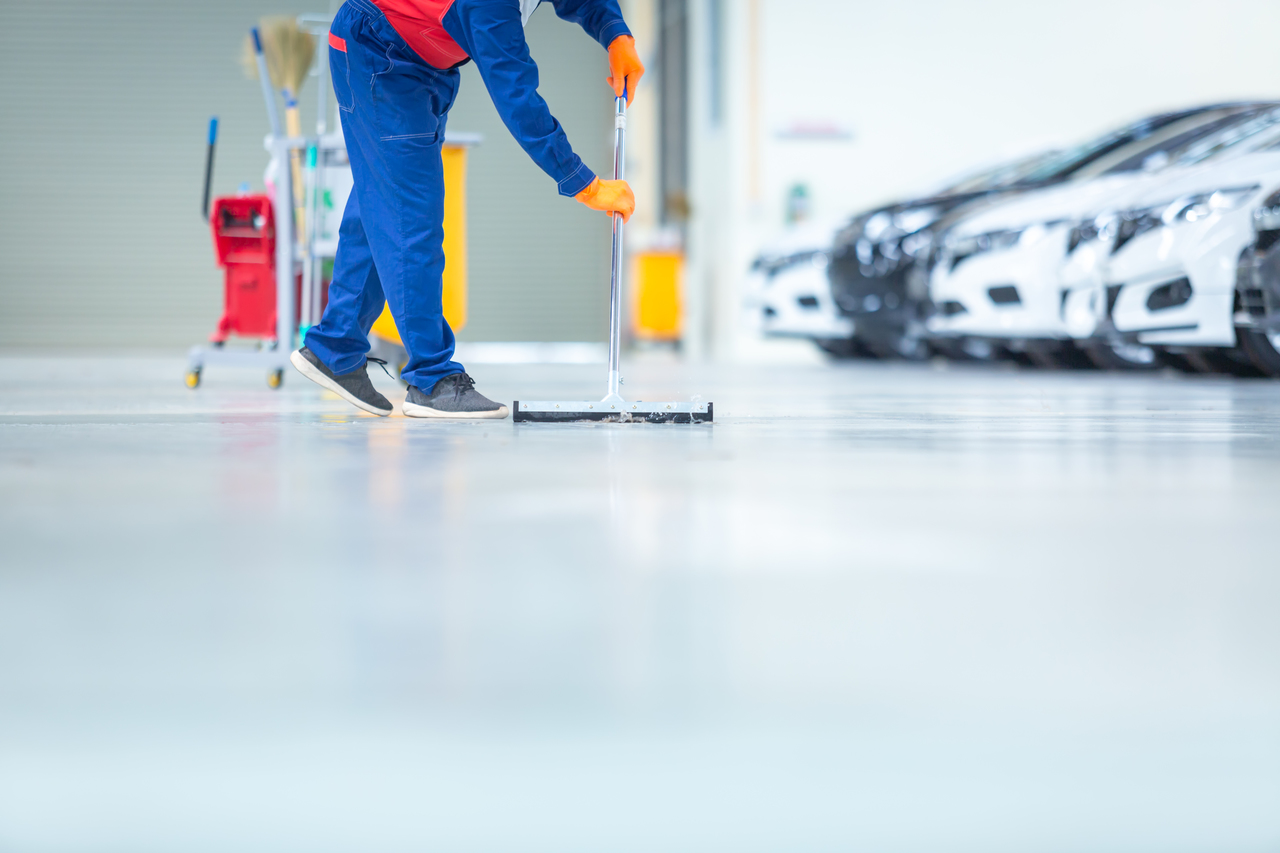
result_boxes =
[893,206,940,235]
[1066,213,1118,254]
[862,211,894,242]
[1112,206,1165,254]
[857,228,936,267]
[1252,188,1280,232]
[900,230,935,258]
[1161,185,1258,225]
[832,205,950,281]
[944,228,1024,270]
[1080,185,1261,256]
[751,250,828,279]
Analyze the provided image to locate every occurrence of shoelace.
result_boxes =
[448,372,476,397]
[365,356,396,380]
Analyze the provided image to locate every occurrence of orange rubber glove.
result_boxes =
[575,177,635,223]
[607,35,644,105]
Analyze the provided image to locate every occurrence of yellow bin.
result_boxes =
[370,142,472,344]
[632,250,684,342]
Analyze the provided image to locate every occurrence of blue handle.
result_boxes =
[251,26,263,54]
[207,116,219,146]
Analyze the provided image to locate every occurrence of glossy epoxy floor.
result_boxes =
[1,355,1278,852]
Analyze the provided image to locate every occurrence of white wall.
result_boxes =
[682,0,1280,360]
[756,0,1280,229]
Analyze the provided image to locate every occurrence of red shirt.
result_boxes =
[371,0,470,69]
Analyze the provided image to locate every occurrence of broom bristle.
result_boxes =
[242,16,316,95]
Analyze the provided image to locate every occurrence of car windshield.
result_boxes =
[1173,106,1280,165]
[942,150,1063,194]
[1010,108,1232,185]
[1088,107,1275,175]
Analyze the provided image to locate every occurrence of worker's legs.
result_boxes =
[303,190,388,373]
[304,0,463,390]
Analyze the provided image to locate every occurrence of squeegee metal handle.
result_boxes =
[606,94,627,401]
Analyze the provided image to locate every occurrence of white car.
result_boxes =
[928,106,1280,365]
[749,220,856,355]
[1060,130,1280,371]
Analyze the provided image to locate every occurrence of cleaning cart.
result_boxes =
[186,128,312,390]
[186,21,319,389]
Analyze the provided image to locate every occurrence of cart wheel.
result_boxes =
[185,369,201,389]
[267,368,284,389]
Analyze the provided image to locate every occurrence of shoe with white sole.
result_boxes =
[403,373,509,419]
[290,347,393,416]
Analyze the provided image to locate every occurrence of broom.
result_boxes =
[243,17,315,234]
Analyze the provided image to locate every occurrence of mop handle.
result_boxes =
[251,28,283,137]
[606,94,627,400]
[202,117,218,221]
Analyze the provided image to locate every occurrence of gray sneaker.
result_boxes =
[403,373,509,419]
[290,346,393,416]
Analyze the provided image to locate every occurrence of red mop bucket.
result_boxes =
[209,195,283,342]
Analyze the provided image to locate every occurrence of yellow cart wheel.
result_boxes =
[267,369,283,389]
[185,370,201,389]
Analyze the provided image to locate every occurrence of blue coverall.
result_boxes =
[305,0,631,391]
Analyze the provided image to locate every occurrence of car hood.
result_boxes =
[1117,151,1280,209]
[950,151,1280,236]
[831,191,1007,248]
[948,174,1154,236]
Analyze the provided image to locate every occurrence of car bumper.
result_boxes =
[1096,213,1253,347]
[754,266,855,340]
[927,226,1073,340]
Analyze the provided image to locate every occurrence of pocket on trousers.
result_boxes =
[371,48,446,141]
[330,45,355,112]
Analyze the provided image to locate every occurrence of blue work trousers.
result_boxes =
[305,0,464,391]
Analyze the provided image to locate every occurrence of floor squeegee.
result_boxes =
[513,96,713,424]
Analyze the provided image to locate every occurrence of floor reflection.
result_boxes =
[0,357,1277,851]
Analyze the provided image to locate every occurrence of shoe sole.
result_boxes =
[290,350,393,417]
[402,400,510,420]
